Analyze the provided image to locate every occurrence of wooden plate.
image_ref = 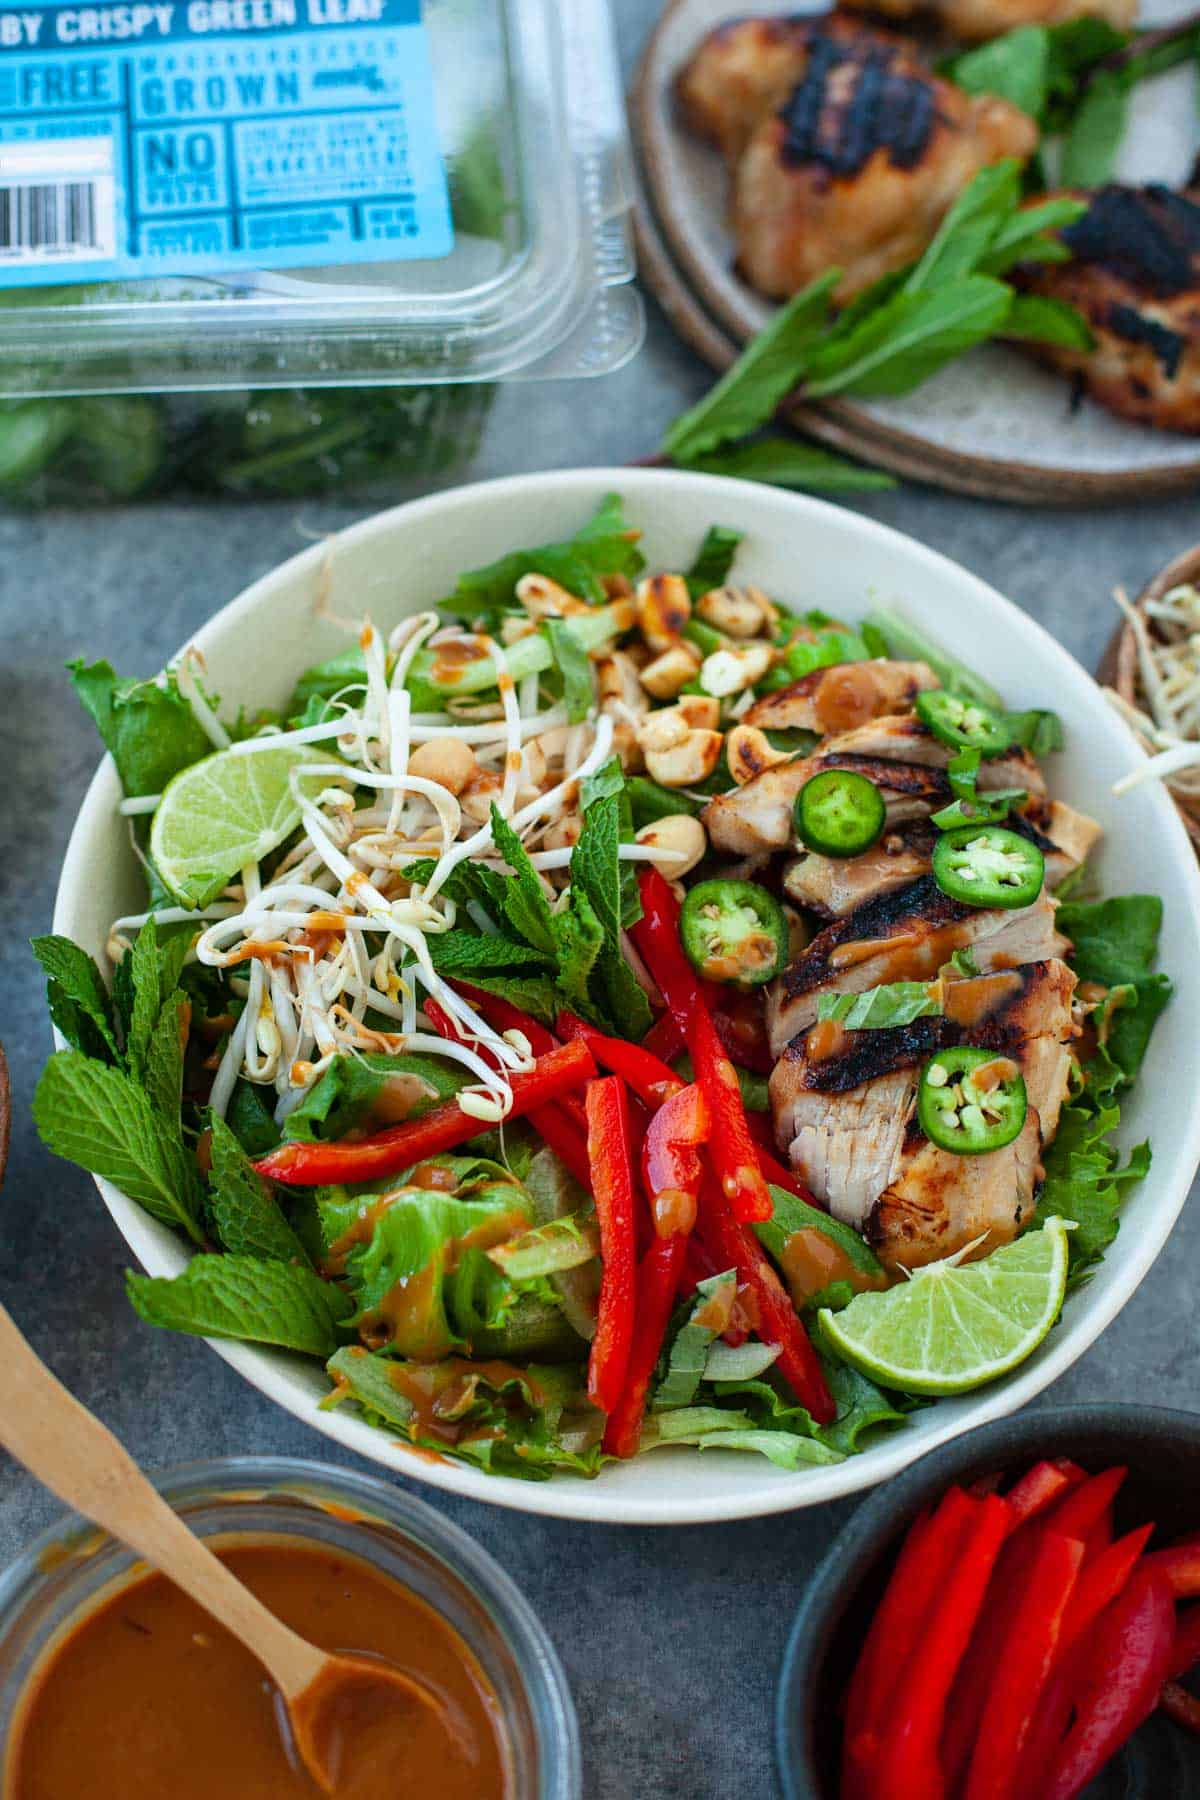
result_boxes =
[632,0,1200,504]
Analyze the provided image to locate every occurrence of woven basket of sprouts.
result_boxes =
[1098,543,1200,858]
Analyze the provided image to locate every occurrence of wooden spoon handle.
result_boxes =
[0,1305,326,1702]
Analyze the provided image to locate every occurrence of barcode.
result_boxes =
[0,182,99,253]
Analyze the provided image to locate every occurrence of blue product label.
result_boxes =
[0,0,453,286]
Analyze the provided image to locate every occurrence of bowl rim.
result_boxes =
[774,1402,1200,1799]
[51,466,1200,1526]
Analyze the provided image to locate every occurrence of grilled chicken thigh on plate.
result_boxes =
[676,15,1038,302]
[838,0,1136,46]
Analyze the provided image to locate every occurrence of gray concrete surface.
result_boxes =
[1,3,1199,1793]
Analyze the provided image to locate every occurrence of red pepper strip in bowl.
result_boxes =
[641,1084,708,1239]
[632,868,772,1225]
[254,1039,595,1186]
[556,1011,684,1109]
[743,1109,816,1202]
[1144,1532,1200,1597]
[642,1010,686,1065]
[963,1531,1085,1800]
[842,1487,975,1792]
[452,985,588,1133]
[1042,1566,1175,1800]
[1040,1465,1127,1542]
[422,996,593,1190]
[1167,1605,1200,1680]
[695,1179,834,1423]
[1010,1524,1156,1797]
[870,1494,1013,1800]
[602,1235,688,1460]
[1004,1459,1080,1527]
[1159,1681,1200,1737]
[584,1077,638,1417]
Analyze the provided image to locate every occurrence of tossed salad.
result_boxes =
[33,498,1169,1480]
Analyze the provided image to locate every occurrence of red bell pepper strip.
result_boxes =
[1059,1524,1155,1658]
[871,1493,1013,1800]
[1167,1604,1200,1680]
[584,1077,638,1417]
[1004,1459,1078,1527]
[1040,1465,1127,1543]
[255,1038,595,1186]
[642,1009,686,1064]
[1144,1533,1200,1598]
[744,1111,818,1203]
[556,1011,684,1109]
[422,995,592,1187]
[632,867,772,1224]
[1042,1566,1175,1800]
[641,1084,708,1238]
[602,1234,688,1460]
[1160,1680,1200,1737]
[452,985,588,1132]
[964,1531,1085,1800]
[711,985,774,1074]
[695,1179,834,1423]
[1013,1526,1155,1800]
[842,1488,975,1793]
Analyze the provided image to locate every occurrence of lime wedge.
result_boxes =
[818,1217,1071,1396]
[150,746,330,908]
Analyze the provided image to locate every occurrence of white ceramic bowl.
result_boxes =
[53,470,1200,1525]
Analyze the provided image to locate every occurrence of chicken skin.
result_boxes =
[677,16,1037,303]
[1015,184,1200,433]
[838,0,1135,47]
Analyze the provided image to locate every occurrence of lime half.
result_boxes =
[818,1217,1071,1396]
[150,746,331,908]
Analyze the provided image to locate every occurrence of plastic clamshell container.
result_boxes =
[0,0,643,397]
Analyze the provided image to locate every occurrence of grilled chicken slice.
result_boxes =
[1016,185,1200,434]
[838,0,1135,48]
[677,16,1037,303]
[766,875,1070,1050]
[783,799,1096,918]
[744,658,938,733]
[704,713,1044,856]
[871,1115,1042,1269]
[771,959,1077,1266]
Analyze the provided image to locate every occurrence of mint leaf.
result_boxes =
[1061,68,1128,185]
[685,524,742,599]
[903,160,1022,293]
[31,934,118,1063]
[444,971,562,1026]
[440,493,644,615]
[550,890,605,1023]
[284,648,367,726]
[401,856,509,921]
[681,437,895,493]
[663,272,840,462]
[943,27,1050,115]
[144,991,189,1122]
[225,1081,282,1158]
[426,932,553,974]
[489,805,558,956]
[980,198,1087,275]
[208,1115,311,1265]
[33,1051,205,1244]
[68,658,212,797]
[1004,295,1095,351]
[571,788,653,1038]
[805,276,1014,399]
[128,1255,351,1354]
[543,618,595,725]
[123,916,190,1084]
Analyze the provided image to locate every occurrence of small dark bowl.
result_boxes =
[777,1405,1200,1800]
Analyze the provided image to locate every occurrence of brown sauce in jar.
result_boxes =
[5,1539,510,1800]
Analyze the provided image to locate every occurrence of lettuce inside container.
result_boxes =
[0,0,642,504]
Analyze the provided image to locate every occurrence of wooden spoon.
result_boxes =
[0,1303,441,1793]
